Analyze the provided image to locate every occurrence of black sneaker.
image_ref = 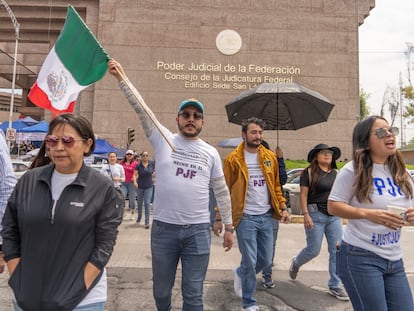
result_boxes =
[262,274,275,288]
[289,257,299,280]
[329,287,349,301]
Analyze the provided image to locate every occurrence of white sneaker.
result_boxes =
[233,267,242,297]
[243,306,259,311]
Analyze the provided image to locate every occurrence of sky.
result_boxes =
[359,0,414,144]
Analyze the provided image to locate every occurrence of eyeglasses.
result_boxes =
[372,126,399,139]
[178,111,203,120]
[45,135,85,148]
[319,150,333,156]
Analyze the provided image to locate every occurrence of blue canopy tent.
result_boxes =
[94,139,118,154]
[17,121,49,142]
[0,120,28,132]
[19,121,49,133]
[20,116,39,126]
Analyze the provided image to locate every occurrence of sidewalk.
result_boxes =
[1,217,414,310]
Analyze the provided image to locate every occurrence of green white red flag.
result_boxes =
[28,5,109,116]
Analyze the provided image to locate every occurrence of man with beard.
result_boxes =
[223,117,289,311]
[108,59,234,311]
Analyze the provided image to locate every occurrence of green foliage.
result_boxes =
[285,159,346,170]
[359,88,370,120]
[286,160,413,170]
[402,86,414,124]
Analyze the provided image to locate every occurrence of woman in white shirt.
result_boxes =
[328,115,414,311]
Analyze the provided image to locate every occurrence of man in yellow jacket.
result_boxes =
[224,117,289,311]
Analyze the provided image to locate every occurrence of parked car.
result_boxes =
[286,168,304,181]
[283,173,302,215]
[408,169,414,180]
[11,159,30,180]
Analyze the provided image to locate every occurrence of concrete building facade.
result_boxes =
[0,0,375,160]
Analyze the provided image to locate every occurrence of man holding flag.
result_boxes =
[108,59,234,311]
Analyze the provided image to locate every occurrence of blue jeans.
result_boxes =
[121,181,136,210]
[262,218,279,277]
[151,220,211,311]
[235,212,274,308]
[293,205,342,288]
[137,187,153,225]
[337,241,414,311]
[13,301,105,311]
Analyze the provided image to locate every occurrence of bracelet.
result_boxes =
[302,211,309,215]
[281,208,287,212]
[224,226,235,233]
[215,219,222,222]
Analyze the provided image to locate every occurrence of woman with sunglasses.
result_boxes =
[2,114,123,311]
[328,115,414,311]
[289,143,349,301]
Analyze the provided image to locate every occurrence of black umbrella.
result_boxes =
[225,83,335,144]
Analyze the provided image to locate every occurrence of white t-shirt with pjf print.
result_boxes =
[329,161,414,261]
[243,150,271,215]
[149,124,224,225]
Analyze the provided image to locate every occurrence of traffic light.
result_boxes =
[127,127,135,146]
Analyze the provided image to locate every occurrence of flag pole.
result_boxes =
[114,67,176,152]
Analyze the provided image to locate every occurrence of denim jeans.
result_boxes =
[121,181,136,210]
[337,241,414,311]
[235,212,274,308]
[262,218,279,277]
[13,301,105,311]
[137,187,153,225]
[151,220,211,311]
[293,205,342,288]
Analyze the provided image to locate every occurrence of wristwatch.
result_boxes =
[224,226,235,233]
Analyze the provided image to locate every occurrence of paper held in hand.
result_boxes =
[387,205,408,222]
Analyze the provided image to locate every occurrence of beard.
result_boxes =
[178,124,202,138]
[245,139,261,149]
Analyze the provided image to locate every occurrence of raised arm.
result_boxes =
[107,59,156,138]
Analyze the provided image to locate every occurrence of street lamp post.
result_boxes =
[1,0,20,146]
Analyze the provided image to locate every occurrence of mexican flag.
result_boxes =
[28,5,109,116]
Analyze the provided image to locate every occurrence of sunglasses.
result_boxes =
[126,153,133,156]
[178,111,203,120]
[45,135,85,148]
[319,150,333,156]
[372,127,399,139]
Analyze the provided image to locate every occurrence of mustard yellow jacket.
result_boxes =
[223,142,287,228]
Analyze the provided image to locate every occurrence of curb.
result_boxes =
[290,215,348,225]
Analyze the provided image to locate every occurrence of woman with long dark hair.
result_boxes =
[328,115,414,310]
[289,143,349,301]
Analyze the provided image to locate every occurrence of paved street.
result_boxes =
[1,215,414,310]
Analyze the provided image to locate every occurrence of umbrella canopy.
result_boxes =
[225,83,334,131]
[217,137,243,148]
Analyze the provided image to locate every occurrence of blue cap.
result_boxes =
[178,98,204,114]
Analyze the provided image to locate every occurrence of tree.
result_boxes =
[402,85,414,123]
[359,88,370,120]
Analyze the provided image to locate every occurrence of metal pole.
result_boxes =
[1,0,20,148]
[9,34,19,128]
